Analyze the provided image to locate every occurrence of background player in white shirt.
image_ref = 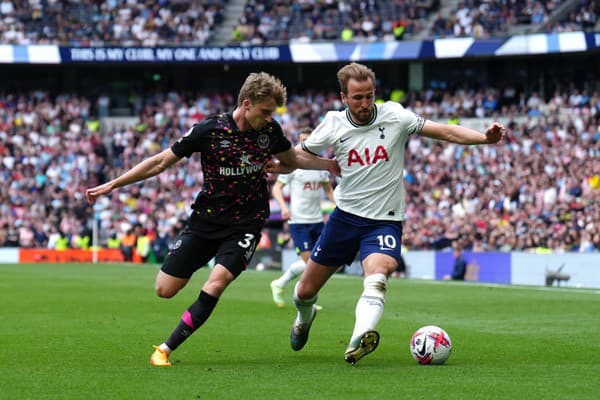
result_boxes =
[270,127,336,308]
[266,62,505,365]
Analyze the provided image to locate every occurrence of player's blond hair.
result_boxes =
[238,72,287,107]
[337,63,376,94]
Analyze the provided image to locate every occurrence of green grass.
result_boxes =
[1,263,599,400]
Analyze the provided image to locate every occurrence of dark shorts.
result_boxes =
[161,229,261,279]
[311,208,403,267]
[289,222,324,253]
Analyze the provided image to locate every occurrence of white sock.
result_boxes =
[159,343,172,354]
[274,259,306,288]
[293,282,318,325]
[349,273,387,346]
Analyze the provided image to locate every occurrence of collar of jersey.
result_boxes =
[345,104,377,127]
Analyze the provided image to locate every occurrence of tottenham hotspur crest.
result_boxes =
[257,134,270,149]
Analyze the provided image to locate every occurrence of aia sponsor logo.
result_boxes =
[347,145,389,166]
[303,181,323,191]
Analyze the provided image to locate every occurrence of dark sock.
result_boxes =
[164,290,219,351]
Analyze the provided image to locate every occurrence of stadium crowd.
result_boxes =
[231,0,439,45]
[432,0,599,39]
[0,0,225,46]
[0,0,596,46]
[231,0,599,45]
[1,82,599,254]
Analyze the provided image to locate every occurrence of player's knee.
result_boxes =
[295,280,318,300]
[381,261,398,277]
[363,255,397,277]
[155,283,178,299]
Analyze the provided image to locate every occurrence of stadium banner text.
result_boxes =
[59,46,291,63]
[0,32,596,64]
[5,249,600,288]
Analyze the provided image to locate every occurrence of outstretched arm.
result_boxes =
[420,121,505,145]
[85,148,181,205]
[266,145,341,177]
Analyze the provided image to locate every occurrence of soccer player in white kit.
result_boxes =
[266,62,505,365]
[270,128,336,308]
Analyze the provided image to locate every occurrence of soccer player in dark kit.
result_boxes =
[85,72,338,366]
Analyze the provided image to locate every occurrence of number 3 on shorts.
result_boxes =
[237,233,256,248]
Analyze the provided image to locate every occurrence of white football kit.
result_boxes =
[277,170,330,224]
[302,101,425,221]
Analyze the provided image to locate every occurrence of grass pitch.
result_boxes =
[1,263,599,399]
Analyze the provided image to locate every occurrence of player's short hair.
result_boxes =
[296,127,312,145]
[337,63,376,95]
[238,72,287,107]
[298,127,312,136]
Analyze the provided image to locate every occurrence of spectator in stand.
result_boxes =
[1,81,600,255]
[0,0,225,46]
[54,231,69,250]
[136,227,152,263]
[120,228,137,262]
[0,0,597,45]
[151,229,171,263]
[106,231,121,250]
[443,244,468,281]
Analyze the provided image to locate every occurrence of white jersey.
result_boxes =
[277,169,330,224]
[302,101,424,221]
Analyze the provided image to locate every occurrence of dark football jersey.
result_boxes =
[171,112,291,235]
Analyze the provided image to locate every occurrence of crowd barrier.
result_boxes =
[0,248,125,263]
[3,248,600,288]
[284,250,600,289]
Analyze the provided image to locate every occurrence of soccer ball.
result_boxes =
[410,325,452,365]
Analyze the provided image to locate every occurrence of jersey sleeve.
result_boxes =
[387,101,425,137]
[301,111,336,156]
[398,104,425,136]
[170,119,212,158]
[270,121,292,154]
[276,173,291,185]
[407,113,426,136]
